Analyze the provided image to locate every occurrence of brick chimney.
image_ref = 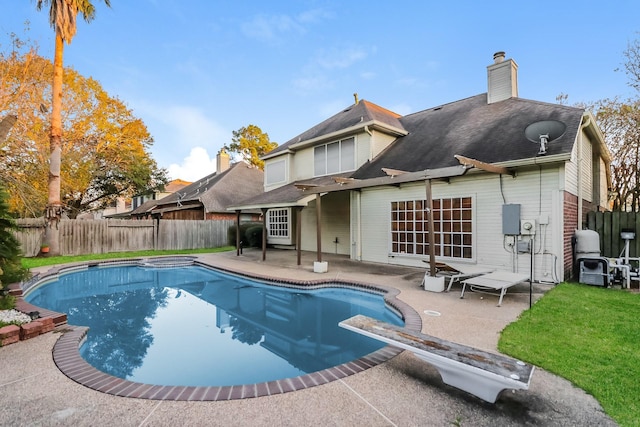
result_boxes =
[216,148,230,173]
[487,51,518,104]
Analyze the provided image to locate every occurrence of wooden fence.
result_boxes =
[14,219,236,257]
[585,211,640,258]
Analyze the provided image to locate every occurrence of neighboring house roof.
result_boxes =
[154,162,264,214]
[165,179,192,193]
[353,94,585,180]
[129,198,159,216]
[264,100,407,159]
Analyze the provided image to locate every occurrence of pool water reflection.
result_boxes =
[26,265,403,386]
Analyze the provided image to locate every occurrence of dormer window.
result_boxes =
[313,137,355,176]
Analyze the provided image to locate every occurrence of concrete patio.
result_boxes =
[0,249,616,426]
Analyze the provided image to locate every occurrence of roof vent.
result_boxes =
[525,120,566,155]
[493,51,505,63]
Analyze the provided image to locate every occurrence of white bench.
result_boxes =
[339,315,534,403]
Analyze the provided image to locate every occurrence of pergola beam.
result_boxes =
[454,155,514,176]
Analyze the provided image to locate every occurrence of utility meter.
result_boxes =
[520,219,536,236]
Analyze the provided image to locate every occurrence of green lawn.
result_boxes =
[499,283,640,427]
[21,246,235,269]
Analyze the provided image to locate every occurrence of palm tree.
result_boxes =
[36,0,110,255]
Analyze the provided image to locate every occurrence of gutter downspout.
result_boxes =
[364,125,373,160]
[577,114,590,230]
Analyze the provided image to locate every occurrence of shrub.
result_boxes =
[0,186,29,295]
[244,225,264,248]
[227,222,262,247]
[0,294,16,311]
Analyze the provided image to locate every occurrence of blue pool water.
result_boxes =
[26,265,403,386]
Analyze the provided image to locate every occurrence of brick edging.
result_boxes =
[29,257,423,400]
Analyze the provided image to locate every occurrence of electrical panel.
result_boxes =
[502,204,521,235]
[520,219,536,235]
[517,240,531,253]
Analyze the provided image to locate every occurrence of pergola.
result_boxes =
[233,156,512,274]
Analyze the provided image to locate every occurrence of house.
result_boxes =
[130,178,192,214]
[230,52,611,282]
[128,179,192,219]
[148,149,264,221]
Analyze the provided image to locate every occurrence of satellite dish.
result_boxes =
[524,120,566,155]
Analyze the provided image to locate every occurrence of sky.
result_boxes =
[2,1,639,182]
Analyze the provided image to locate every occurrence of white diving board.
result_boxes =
[339,315,534,403]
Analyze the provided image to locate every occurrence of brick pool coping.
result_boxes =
[25,258,423,401]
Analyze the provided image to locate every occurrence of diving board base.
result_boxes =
[339,315,534,403]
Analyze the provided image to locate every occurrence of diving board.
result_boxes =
[339,315,534,403]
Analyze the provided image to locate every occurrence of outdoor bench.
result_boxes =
[339,315,534,403]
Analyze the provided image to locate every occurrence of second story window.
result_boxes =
[265,159,287,186]
[314,137,355,176]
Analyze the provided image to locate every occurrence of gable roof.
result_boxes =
[264,100,407,159]
[154,162,264,214]
[227,173,352,210]
[353,94,585,179]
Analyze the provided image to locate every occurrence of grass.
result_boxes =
[21,246,235,269]
[499,283,640,427]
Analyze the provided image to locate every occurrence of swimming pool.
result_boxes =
[25,261,405,389]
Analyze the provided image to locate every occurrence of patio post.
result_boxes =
[296,206,302,265]
[425,179,437,277]
[235,210,241,256]
[316,194,322,262]
[261,208,268,261]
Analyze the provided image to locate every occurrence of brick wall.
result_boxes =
[205,212,261,221]
[563,191,598,280]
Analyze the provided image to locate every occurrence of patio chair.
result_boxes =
[460,271,530,306]
[421,261,494,292]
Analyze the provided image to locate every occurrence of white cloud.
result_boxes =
[241,8,332,44]
[292,75,333,93]
[241,14,304,43]
[130,100,230,179]
[167,147,217,181]
[315,47,368,69]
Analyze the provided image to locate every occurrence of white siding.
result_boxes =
[358,167,565,281]
[598,157,609,208]
[369,131,399,161]
[300,192,351,255]
[581,134,593,203]
[264,154,292,192]
[291,149,314,182]
[564,128,593,202]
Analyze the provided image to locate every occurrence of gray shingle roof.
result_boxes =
[235,93,587,208]
[154,162,264,213]
[353,94,584,179]
[228,173,352,209]
[267,100,405,157]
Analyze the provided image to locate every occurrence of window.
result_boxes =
[267,209,289,238]
[314,137,355,176]
[265,159,287,185]
[390,197,473,259]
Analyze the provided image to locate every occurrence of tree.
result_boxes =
[621,34,640,93]
[0,184,29,297]
[36,0,111,254]
[224,125,278,170]
[590,99,640,211]
[0,41,167,218]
